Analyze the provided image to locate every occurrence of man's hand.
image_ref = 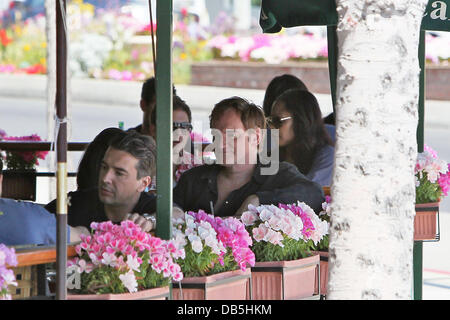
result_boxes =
[69,226,90,243]
[173,206,185,220]
[235,194,260,218]
[127,213,154,232]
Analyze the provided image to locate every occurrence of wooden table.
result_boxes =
[8,245,78,299]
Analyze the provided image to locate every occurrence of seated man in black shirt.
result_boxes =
[46,131,157,231]
[172,96,325,217]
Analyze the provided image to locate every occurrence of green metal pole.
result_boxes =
[155,0,173,241]
[327,26,338,113]
[413,29,425,301]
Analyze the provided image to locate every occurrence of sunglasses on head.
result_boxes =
[267,116,292,129]
[173,122,193,132]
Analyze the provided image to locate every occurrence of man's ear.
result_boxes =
[252,128,262,146]
[138,175,152,192]
[140,99,147,112]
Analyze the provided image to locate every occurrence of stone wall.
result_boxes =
[191,61,449,101]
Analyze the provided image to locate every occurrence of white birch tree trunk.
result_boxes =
[327,0,428,299]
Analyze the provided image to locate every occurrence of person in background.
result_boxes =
[262,74,309,117]
[128,77,177,136]
[0,158,89,246]
[148,95,202,188]
[45,131,158,232]
[269,89,335,187]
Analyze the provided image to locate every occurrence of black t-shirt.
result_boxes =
[172,161,325,217]
[45,188,156,229]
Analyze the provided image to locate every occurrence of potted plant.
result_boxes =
[414,145,450,240]
[171,210,255,300]
[67,220,184,300]
[1,243,18,300]
[241,201,328,300]
[1,132,49,201]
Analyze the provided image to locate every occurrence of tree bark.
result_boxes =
[327,0,428,299]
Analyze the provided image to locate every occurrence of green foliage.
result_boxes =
[73,251,169,295]
[250,230,314,262]
[416,173,442,204]
[175,243,218,278]
[316,234,329,252]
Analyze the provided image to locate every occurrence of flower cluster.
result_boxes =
[0,244,18,300]
[2,133,48,170]
[68,221,183,294]
[207,33,328,64]
[319,195,332,221]
[171,210,254,277]
[415,145,449,204]
[189,210,255,272]
[241,202,328,262]
[316,197,332,252]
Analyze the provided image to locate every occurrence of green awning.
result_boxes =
[260,0,337,33]
[421,0,450,32]
[260,0,449,33]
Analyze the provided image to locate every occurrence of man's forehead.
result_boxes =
[103,148,138,170]
[212,108,245,130]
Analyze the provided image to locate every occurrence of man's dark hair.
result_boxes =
[0,157,3,174]
[151,95,192,125]
[210,96,266,130]
[262,74,308,117]
[109,131,156,179]
[141,77,177,104]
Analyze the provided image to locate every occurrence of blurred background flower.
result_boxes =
[0,0,448,83]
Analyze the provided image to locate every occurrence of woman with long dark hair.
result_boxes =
[269,89,334,186]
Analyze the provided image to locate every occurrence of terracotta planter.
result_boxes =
[172,269,251,300]
[67,286,170,300]
[313,251,328,297]
[2,170,37,201]
[414,202,440,241]
[251,254,320,300]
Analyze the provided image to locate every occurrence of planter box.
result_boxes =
[172,269,251,300]
[2,170,37,201]
[67,286,170,300]
[312,251,328,297]
[191,61,450,101]
[251,254,320,300]
[414,202,440,241]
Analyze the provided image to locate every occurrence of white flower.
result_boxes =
[191,239,203,253]
[126,255,141,272]
[188,234,203,253]
[101,252,117,267]
[259,208,274,221]
[119,271,138,293]
[241,210,259,226]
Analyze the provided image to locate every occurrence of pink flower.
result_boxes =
[253,224,268,242]
[241,210,258,226]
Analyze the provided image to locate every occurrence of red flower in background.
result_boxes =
[142,22,157,33]
[23,63,46,74]
[3,134,49,169]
